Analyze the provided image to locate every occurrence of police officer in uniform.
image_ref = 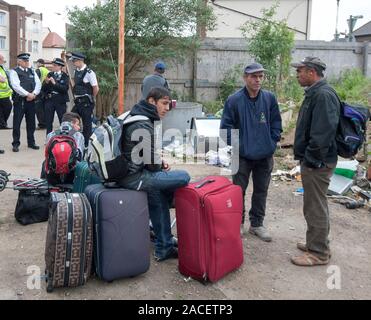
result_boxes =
[35,58,49,130]
[0,54,13,131]
[9,53,41,152]
[42,58,69,135]
[69,52,99,147]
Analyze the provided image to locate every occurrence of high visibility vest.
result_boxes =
[0,66,12,99]
[39,66,49,83]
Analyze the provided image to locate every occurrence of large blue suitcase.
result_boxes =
[84,184,150,282]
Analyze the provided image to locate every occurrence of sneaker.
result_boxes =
[154,248,178,262]
[249,226,272,242]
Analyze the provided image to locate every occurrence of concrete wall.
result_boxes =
[122,38,371,110]
[207,0,312,40]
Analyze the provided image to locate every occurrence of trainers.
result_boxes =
[154,248,178,262]
[249,226,272,242]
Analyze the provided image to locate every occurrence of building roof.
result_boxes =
[42,32,66,48]
[354,21,371,37]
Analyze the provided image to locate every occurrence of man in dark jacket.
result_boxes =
[221,63,282,241]
[119,87,190,262]
[42,58,69,135]
[291,57,340,266]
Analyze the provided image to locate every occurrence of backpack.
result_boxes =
[87,113,149,183]
[45,129,79,183]
[336,101,370,159]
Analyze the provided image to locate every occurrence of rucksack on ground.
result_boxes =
[45,130,79,185]
[87,113,149,183]
[336,101,370,159]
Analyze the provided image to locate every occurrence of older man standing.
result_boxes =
[9,53,41,152]
[141,61,170,100]
[291,57,340,266]
[221,63,282,241]
[0,54,13,131]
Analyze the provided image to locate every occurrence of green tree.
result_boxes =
[67,0,215,118]
[240,1,295,94]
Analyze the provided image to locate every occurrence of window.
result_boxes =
[32,40,39,53]
[0,36,5,49]
[33,20,39,33]
[0,12,5,26]
[28,40,32,52]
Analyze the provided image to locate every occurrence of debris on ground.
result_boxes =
[272,166,301,182]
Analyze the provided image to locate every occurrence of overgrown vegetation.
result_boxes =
[240,1,295,94]
[331,69,371,105]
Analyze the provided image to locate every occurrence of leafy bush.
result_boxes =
[219,64,244,102]
[331,69,371,105]
[202,100,224,116]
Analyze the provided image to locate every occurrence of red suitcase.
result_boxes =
[175,176,244,283]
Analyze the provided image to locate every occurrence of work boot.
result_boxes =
[249,226,272,242]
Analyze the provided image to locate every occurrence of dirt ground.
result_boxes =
[0,125,371,300]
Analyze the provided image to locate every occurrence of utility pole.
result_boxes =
[118,0,125,115]
[334,0,340,41]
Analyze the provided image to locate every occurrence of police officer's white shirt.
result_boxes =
[9,67,41,97]
[75,64,98,87]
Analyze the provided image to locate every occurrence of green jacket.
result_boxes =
[294,79,340,168]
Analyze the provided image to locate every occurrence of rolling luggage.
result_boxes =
[45,192,93,293]
[175,176,244,283]
[85,184,150,282]
[72,161,102,193]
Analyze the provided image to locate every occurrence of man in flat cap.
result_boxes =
[42,58,69,135]
[9,53,42,152]
[141,61,170,100]
[291,57,340,266]
[69,52,99,147]
[221,62,282,241]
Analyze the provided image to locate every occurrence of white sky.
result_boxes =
[6,0,371,41]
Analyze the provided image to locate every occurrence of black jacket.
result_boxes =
[42,71,69,104]
[121,100,163,175]
[294,79,340,168]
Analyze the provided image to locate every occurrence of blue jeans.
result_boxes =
[120,169,190,259]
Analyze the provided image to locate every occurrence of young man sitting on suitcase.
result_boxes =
[41,112,85,185]
[119,87,191,262]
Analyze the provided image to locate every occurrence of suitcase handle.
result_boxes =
[195,179,216,189]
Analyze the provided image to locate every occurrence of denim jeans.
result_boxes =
[120,169,190,259]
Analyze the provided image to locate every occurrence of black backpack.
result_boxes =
[336,101,370,159]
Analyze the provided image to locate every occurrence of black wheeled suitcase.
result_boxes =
[85,184,150,282]
[45,192,93,293]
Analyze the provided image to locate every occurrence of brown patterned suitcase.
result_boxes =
[45,192,93,293]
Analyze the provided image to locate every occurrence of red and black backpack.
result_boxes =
[44,133,78,180]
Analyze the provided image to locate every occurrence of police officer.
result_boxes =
[0,53,13,131]
[69,52,99,147]
[42,58,69,135]
[9,53,41,152]
[35,58,49,129]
